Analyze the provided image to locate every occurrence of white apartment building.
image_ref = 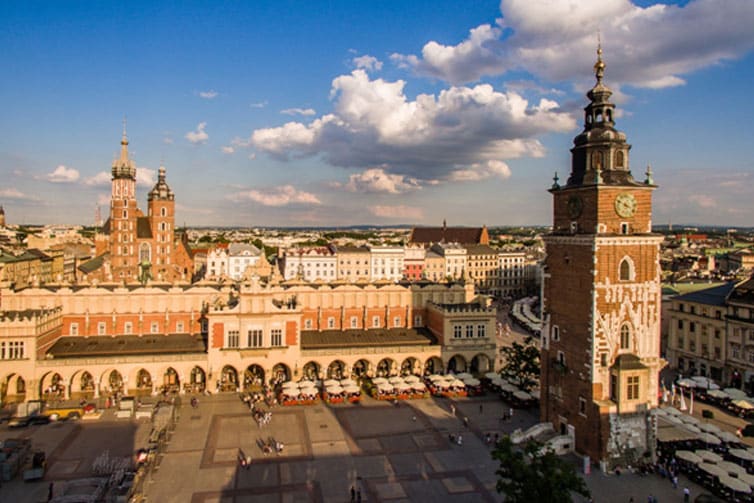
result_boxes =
[206,246,229,279]
[430,243,467,280]
[369,246,405,282]
[227,243,262,280]
[335,246,371,282]
[498,251,526,298]
[280,246,337,282]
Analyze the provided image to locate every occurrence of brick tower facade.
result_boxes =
[92,126,193,284]
[540,46,664,467]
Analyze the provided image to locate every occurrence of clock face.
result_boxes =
[567,195,583,218]
[615,193,637,218]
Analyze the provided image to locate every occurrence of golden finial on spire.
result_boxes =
[594,31,605,83]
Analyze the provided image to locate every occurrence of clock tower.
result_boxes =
[541,46,663,467]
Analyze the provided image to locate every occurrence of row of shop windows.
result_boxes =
[303,315,418,330]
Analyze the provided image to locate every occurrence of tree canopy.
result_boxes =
[493,436,590,503]
[499,336,540,392]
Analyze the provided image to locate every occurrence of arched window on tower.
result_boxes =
[616,151,624,167]
[591,151,603,170]
[620,324,631,350]
[619,257,634,282]
[140,243,151,263]
[161,207,167,217]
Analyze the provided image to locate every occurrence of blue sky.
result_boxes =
[1,0,753,228]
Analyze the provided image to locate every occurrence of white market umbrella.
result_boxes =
[455,372,473,380]
[323,379,340,387]
[677,378,697,388]
[449,379,465,388]
[513,390,532,401]
[725,388,748,400]
[388,376,404,385]
[698,433,722,445]
[404,375,421,383]
[343,384,361,394]
[675,450,702,465]
[464,378,481,387]
[696,450,723,464]
[372,377,388,385]
[411,382,427,391]
[719,475,752,494]
[729,448,754,462]
[325,385,344,394]
[485,372,499,380]
[377,383,395,392]
[733,399,754,410]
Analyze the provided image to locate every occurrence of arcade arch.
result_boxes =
[470,353,492,374]
[244,364,265,390]
[327,360,347,380]
[447,354,467,373]
[352,359,372,379]
[424,357,443,375]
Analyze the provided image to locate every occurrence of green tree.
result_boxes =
[493,436,590,503]
[499,336,540,392]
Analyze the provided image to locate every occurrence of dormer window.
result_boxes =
[620,223,630,235]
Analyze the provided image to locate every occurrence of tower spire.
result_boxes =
[120,116,129,162]
[594,32,605,84]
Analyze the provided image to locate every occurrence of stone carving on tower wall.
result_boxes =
[593,277,661,367]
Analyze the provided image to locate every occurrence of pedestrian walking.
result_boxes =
[683,487,690,503]
[509,407,513,420]
[457,434,463,446]
[350,486,356,502]
[450,404,456,415]
[672,474,678,489]
[356,489,362,502]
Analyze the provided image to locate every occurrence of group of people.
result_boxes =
[258,436,284,456]
[250,405,272,427]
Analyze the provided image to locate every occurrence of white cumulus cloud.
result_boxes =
[0,187,36,200]
[229,185,321,207]
[392,0,754,89]
[391,23,505,84]
[281,108,316,116]
[47,165,80,183]
[341,167,421,194]
[448,160,512,182]
[353,55,383,72]
[221,146,235,154]
[84,172,112,186]
[136,167,156,187]
[248,69,574,181]
[370,205,424,221]
[198,90,219,99]
[185,122,209,144]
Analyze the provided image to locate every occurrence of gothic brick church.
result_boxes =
[83,129,192,283]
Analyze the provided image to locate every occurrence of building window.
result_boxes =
[70,323,79,336]
[372,316,380,328]
[689,322,696,333]
[350,316,358,329]
[124,322,133,335]
[151,322,159,334]
[477,324,486,337]
[227,330,240,348]
[453,325,462,338]
[620,223,629,235]
[97,322,106,335]
[327,317,335,329]
[414,315,422,326]
[465,325,474,338]
[619,258,633,281]
[247,329,262,347]
[271,329,282,347]
[393,316,401,328]
[552,325,560,342]
[627,376,640,400]
[579,397,587,417]
[620,324,631,350]
[304,319,312,330]
[176,321,184,333]
[677,319,684,330]
[600,353,608,367]
[161,207,167,217]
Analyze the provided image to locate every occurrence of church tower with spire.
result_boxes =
[109,122,139,281]
[147,164,176,279]
[90,124,193,284]
[540,45,663,467]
